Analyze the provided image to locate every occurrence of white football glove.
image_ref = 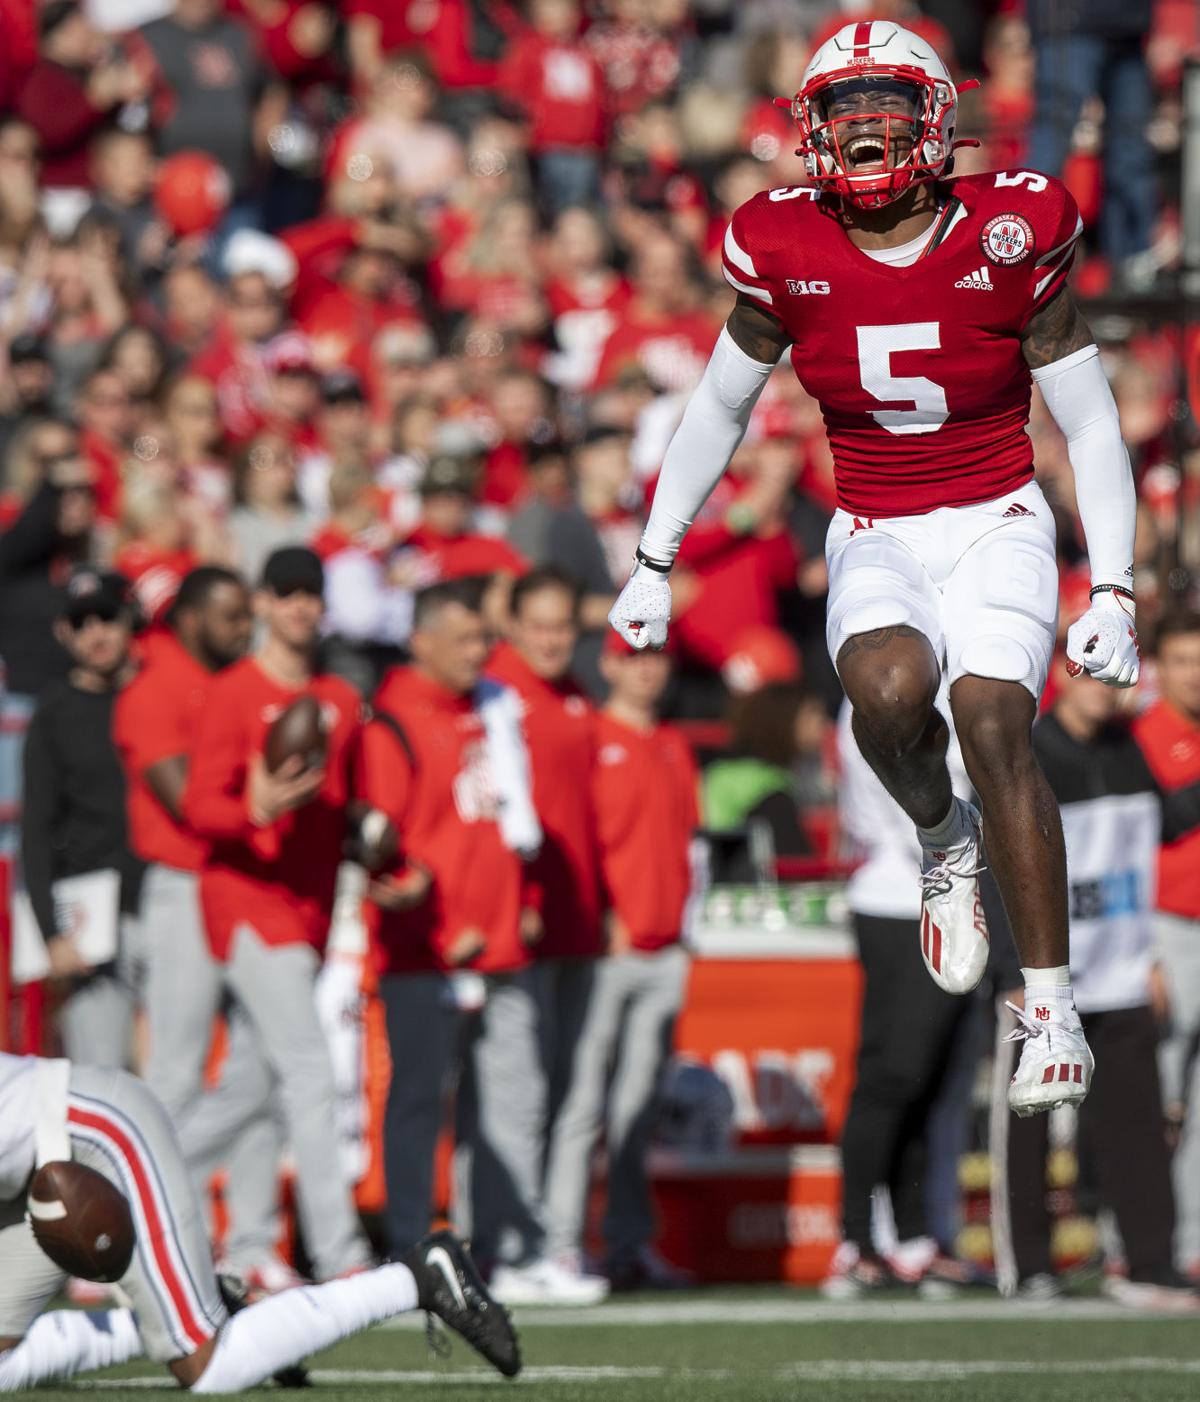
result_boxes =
[1065,590,1139,688]
[608,560,672,650]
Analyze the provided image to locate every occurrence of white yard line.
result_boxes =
[75,1358,1200,1390]
[375,1297,1200,1328]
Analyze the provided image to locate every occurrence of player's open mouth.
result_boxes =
[844,135,888,170]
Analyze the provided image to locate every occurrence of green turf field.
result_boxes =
[36,1292,1200,1402]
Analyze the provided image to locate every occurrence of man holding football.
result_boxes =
[610,21,1139,1116]
[0,1052,520,1390]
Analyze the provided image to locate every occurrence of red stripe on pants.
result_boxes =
[67,1104,210,1349]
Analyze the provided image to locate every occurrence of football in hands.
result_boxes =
[264,695,327,774]
[27,1160,135,1282]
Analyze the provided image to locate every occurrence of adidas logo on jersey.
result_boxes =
[954,267,994,291]
[1002,501,1035,518]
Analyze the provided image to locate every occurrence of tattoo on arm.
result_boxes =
[727,295,791,364]
[1020,287,1095,370]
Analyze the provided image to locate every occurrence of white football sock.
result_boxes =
[917,798,970,851]
[1021,965,1076,1020]
[191,1263,418,1394]
[0,1309,142,1391]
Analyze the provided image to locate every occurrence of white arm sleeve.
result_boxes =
[639,326,778,565]
[1031,343,1136,591]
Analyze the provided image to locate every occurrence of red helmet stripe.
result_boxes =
[853,21,872,57]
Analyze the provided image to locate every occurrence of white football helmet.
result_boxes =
[783,21,971,209]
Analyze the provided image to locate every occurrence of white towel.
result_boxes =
[474,679,542,861]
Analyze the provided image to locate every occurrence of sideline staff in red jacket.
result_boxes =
[181,547,371,1282]
[543,630,697,1289]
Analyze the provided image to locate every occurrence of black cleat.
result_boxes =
[403,1230,521,1378]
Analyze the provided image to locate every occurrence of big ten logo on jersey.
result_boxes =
[709,1047,837,1140]
[786,279,830,296]
[452,737,501,824]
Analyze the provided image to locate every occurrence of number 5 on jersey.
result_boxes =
[856,322,949,436]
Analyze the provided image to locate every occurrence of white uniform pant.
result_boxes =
[0,1065,226,1362]
[825,479,1059,699]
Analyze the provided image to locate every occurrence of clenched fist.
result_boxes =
[1065,590,1139,688]
[608,561,672,650]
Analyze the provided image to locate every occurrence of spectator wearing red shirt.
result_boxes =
[113,477,200,625]
[114,567,250,1116]
[112,567,284,1286]
[362,582,600,1302]
[190,271,286,445]
[592,233,719,393]
[479,368,554,509]
[345,0,517,95]
[1133,611,1200,1274]
[584,0,688,118]
[670,435,802,674]
[397,452,528,627]
[78,367,133,525]
[283,212,428,386]
[543,208,631,394]
[17,2,150,191]
[543,632,696,1289]
[486,570,612,1298]
[499,0,605,216]
[180,546,372,1281]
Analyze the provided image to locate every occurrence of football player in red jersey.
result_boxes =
[610,21,1141,1118]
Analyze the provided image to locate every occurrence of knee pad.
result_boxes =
[958,634,1037,688]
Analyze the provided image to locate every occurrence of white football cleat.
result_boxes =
[918,798,990,994]
[1005,999,1094,1117]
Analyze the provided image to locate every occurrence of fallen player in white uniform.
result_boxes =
[0,1052,520,1391]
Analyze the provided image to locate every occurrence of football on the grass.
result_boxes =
[27,1161,135,1282]
[264,695,327,774]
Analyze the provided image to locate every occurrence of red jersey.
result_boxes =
[1133,700,1200,920]
[182,659,361,960]
[593,713,698,952]
[113,633,211,872]
[593,305,719,393]
[498,34,606,152]
[672,493,801,669]
[486,644,602,959]
[190,331,269,445]
[114,542,199,624]
[722,171,1083,517]
[398,525,528,582]
[361,666,527,977]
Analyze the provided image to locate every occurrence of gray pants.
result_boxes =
[138,867,280,1271]
[1156,912,1200,1266]
[461,970,547,1265]
[0,1065,226,1361]
[380,968,547,1265]
[177,924,369,1280]
[139,866,221,1118]
[57,949,136,1072]
[543,944,688,1262]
